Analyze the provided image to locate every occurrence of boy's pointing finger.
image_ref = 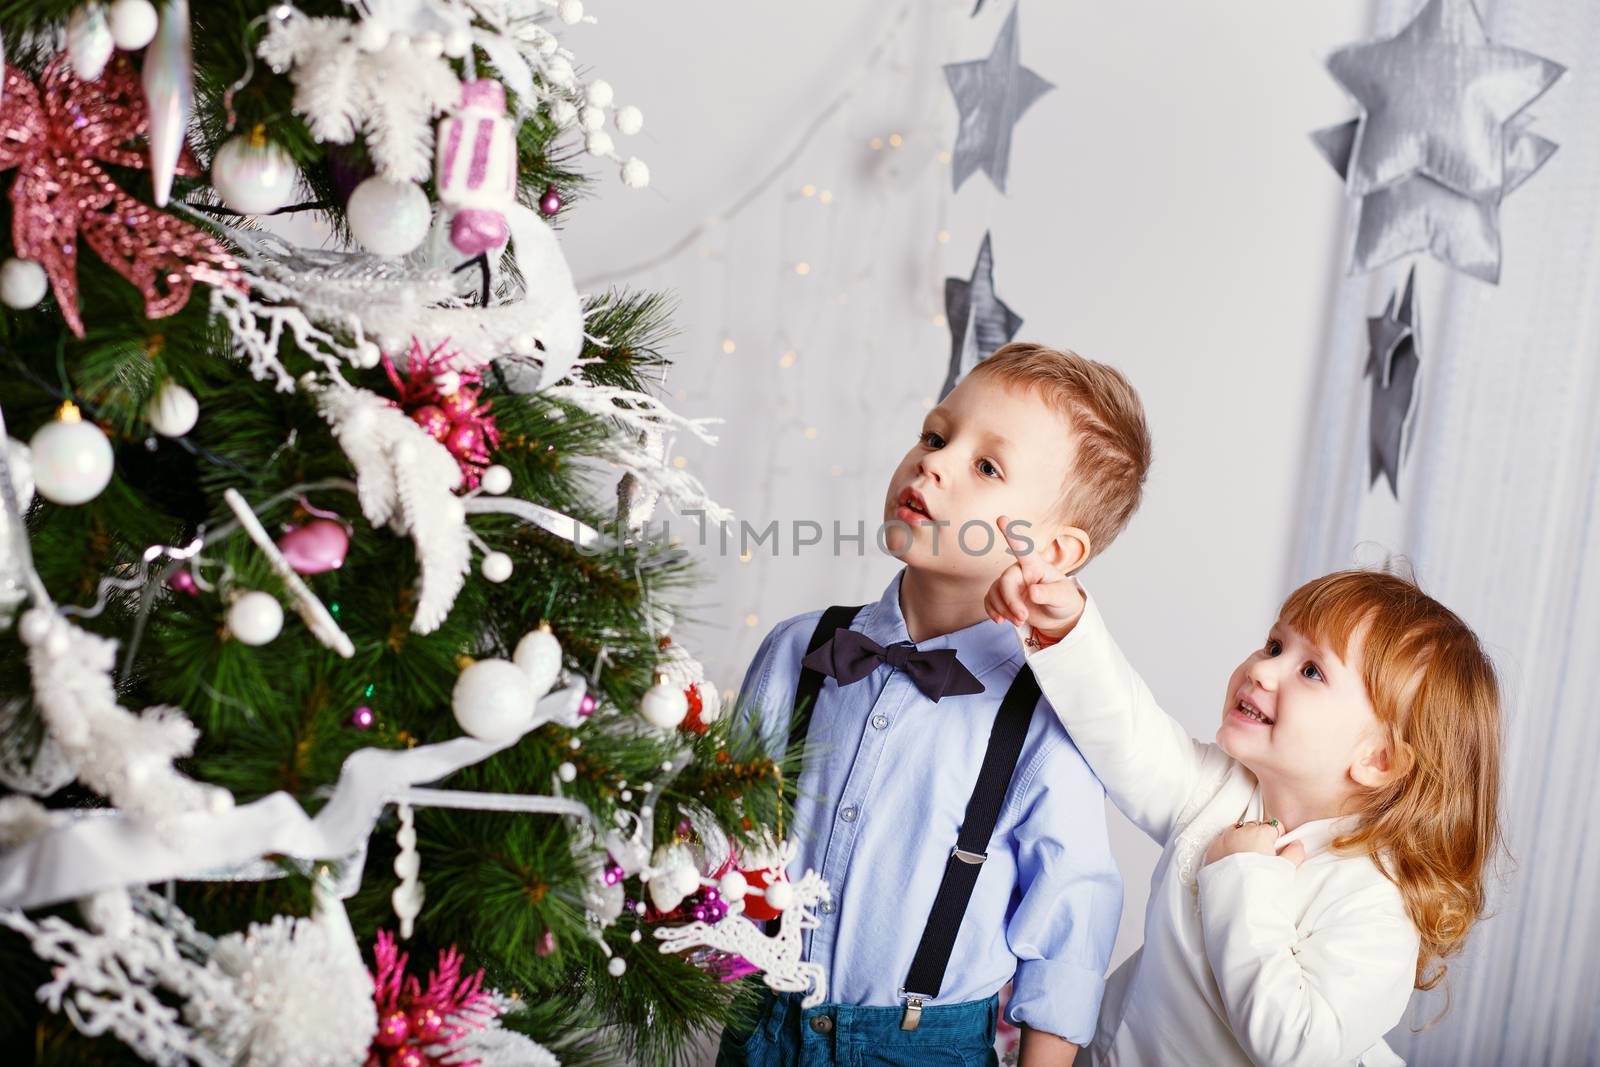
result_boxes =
[996,514,1060,584]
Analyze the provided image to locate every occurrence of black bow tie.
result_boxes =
[801,629,986,702]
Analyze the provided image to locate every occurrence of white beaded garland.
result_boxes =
[144,382,199,438]
[212,131,299,216]
[638,673,688,730]
[481,551,513,583]
[108,0,160,50]
[228,591,285,646]
[544,56,575,88]
[0,258,49,309]
[513,622,563,701]
[452,658,535,742]
[347,177,432,256]
[585,79,614,109]
[557,761,577,782]
[578,106,605,132]
[548,99,577,127]
[585,130,614,157]
[29,408,114,506]
[614,105,643,136]
[620,157,650,189]
[480,464,512,495]
[558,0,584,25]
[607,956,626,977]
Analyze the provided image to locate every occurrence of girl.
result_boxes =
[986,519,1500,1067]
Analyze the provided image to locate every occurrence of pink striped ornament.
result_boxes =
[435,79,518,257]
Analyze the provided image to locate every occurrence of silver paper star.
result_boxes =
[1311,117,1558,282]
[940,232,1023,399]
[1365,267,1421,497]
[1326,0,1563,200]
[943,5,1054,194]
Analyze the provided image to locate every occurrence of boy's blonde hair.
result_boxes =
[1281,569,1502,992]
[968,342,1151,563]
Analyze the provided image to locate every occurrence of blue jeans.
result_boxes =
[717,990,1001,1067]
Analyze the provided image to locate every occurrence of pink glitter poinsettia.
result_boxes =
[0,55,242,337]
[368,929,499,1067]
[382,338,502,491]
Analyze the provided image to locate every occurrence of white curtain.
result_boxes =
[1289,1,1600,1062]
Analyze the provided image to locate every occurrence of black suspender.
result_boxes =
[789,605,1041,1030]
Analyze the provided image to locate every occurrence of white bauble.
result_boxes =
[346,177,431,257]
[763,880,795,913]
[638,673,688,730]
[66,4,115,81]
[228,591,284,646]
[212,132,299,215]
[480,464,512,495]
[513,622,563,701]
[614,105,643,136]
[0,258,48,309]
[451,657,534,741]
[607,957,626,977]
[717,870,749,902]
[29,412,113,506]
[4,437,35,512]
[480,551,513,583]
[620,157,649,189]
[144,382,198,437]
[108,0,159,50]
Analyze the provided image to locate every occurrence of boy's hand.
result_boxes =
[986,515,1086,640]
[1203,820,1308,867]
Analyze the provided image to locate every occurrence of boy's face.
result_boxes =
[881,373,1079,580]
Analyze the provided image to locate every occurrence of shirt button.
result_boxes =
[840,806,858,822]
[821,899,835,914]
[810,1016,834,1035]
[871,714,889,730]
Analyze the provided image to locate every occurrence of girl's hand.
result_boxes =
[986,514,1086,639]
[1204,820,1307,867]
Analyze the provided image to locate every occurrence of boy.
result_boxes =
[723,343,1153,1067]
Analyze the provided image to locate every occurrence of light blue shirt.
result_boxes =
[734,568,1122,1044]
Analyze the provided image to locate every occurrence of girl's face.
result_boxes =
[1217,618,1384,793]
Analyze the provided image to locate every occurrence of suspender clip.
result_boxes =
[951,847,987,865]
[899,991,932,1031]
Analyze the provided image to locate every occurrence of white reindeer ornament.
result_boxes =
[653,867,831,1008]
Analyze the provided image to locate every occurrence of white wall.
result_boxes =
[562,0,1373,969]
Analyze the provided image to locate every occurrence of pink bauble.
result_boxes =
[410,1005,445,1042]
[168,569,199,597]
[539,184,562,216]
[387,1048,427,1067]
[450,208,510,256]
[275,519,350,575]
[411,404,452,441]
[438,387,481,420]
[375,1008,410,1048]
[445,423,484,461]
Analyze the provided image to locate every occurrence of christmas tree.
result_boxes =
[0,3,814,1065]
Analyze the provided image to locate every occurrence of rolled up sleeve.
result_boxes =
[1002,737,1123,1045]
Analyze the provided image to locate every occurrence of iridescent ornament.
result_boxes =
[66,4,116,82]
[141,0,192,207]
[29,402,114,506]
[212,125,299,215]
[347,176,431,256]
[0,56,240,337]
[144,380,198,437]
